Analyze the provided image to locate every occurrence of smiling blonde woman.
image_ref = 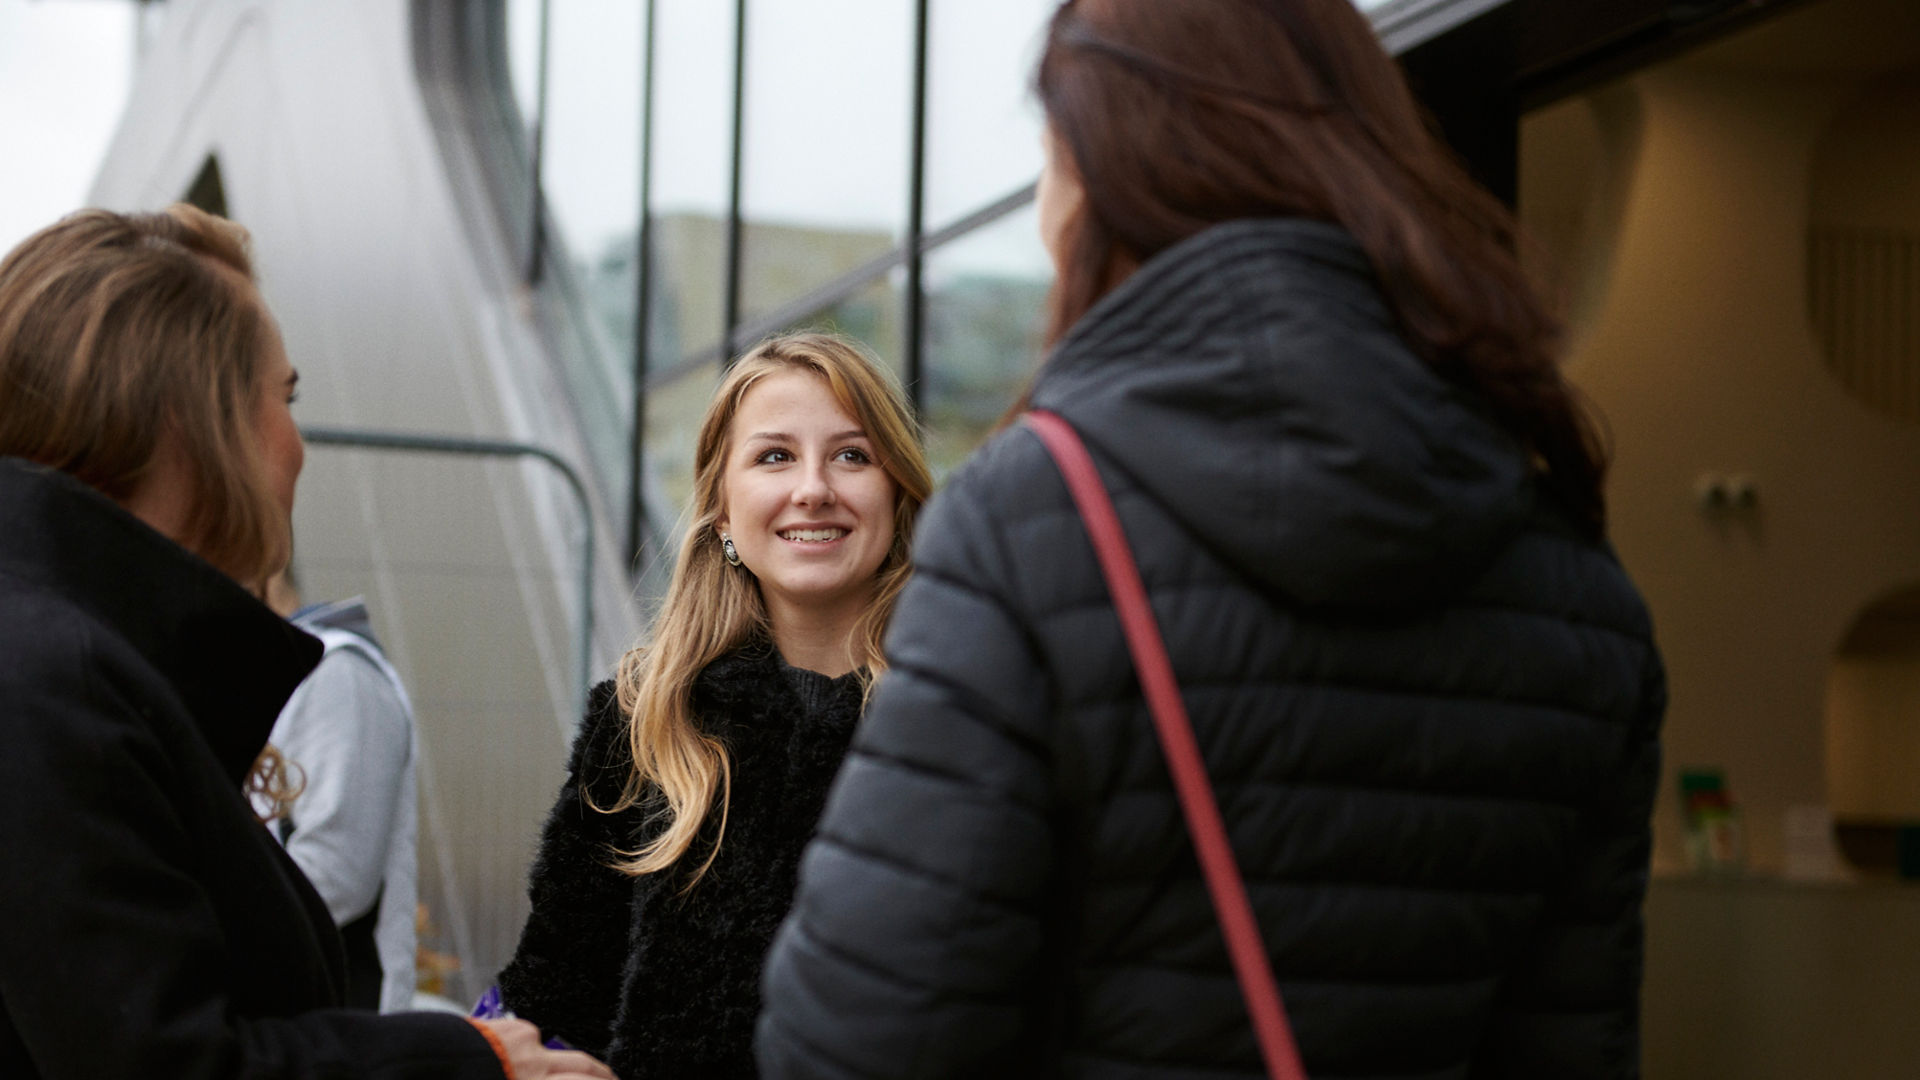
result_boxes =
[498,331,932,1079]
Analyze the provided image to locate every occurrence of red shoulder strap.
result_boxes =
[1024,409,1307,1080]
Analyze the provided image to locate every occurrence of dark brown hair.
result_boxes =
[1036,0,1607,533]
[0,204,289,583]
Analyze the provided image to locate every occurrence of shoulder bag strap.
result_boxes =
[1023,409,1308,1080]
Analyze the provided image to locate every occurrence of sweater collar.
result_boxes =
[0,457,322,783]
[694,640,863,719]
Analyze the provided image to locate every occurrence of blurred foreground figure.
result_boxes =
[759,1,1665,1077]
[0,205,611,1080]
[268,582,420,1016]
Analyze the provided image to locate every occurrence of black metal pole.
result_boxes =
[526,0,553,284]
[627,0,658,574]
[904,0,930,412]
[721,0,749,364]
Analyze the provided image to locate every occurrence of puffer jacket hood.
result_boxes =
[1030,218,1533,609]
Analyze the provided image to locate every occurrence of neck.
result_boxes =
[765,594,867,677]
[120,441,196,554]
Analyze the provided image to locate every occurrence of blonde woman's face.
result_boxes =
[716,369,897,630]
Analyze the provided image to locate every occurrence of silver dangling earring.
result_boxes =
[721,533,741,567]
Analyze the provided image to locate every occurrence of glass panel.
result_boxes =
[926,0,1054,231]
[781,271,907,384]
[650,0,737,366]
[737,0,913,325]
[505,0,539,124]
[640,359,723,587]
[921,202,1052,477]
[532,1,643,354]
[504,0,643,523]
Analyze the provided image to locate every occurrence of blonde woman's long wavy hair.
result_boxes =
[0,204,301,819]
[605,332,931,888]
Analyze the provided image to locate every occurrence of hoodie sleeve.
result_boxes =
[757,462,1061,1078]
[1470,654,1665,1080]
[496,682,636,1057]
[272,645,412,926]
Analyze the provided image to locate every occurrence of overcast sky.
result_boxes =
[0,0,136,258]
[0,0,1404,267]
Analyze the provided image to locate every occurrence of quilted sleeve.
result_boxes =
[1471,651,1666,1080]
[757,457,1062,1078]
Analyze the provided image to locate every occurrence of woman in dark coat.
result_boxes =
[498,333,932,1078]
[0,205,610,1080]
[757,1,1665,1077]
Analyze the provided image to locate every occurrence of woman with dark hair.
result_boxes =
[0,205,611,1080]
[758,1,1663,1077]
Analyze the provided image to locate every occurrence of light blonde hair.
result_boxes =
[0,203,300,817]
[605,332,931,888]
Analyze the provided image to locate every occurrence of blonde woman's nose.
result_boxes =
[792,461,836,506]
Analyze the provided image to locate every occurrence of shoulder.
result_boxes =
[0,581,188,836]
[0,576,165,735]
[284,637,409,719]
[0,576,91,694]
[911,424,1068,581]
[932,421,1066,524]
[574,678,624,753]
[902,421,1100,641]
[1461,506,1663,724]
[563,679,632,801]
[1503,506,1657,644]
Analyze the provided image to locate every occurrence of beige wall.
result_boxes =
[1521,26,1920,1075]
[1525,66,1920,875]
[1827,649,1920,819]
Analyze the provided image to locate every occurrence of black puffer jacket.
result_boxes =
[757,220,1664,1079]
[500,645,863,1078]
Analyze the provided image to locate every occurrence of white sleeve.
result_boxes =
[270,646,413,925]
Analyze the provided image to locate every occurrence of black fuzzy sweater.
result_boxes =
[499,643,862,1078]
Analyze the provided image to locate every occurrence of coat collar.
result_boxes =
[0,457,321,783]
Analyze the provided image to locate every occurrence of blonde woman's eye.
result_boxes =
[836,447,872,464]
[756,449,793,465]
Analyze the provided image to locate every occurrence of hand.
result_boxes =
[479,1018,617,1080]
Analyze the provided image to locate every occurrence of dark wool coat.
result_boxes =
[0,458,505,1080]
[499,644,863,1079]
[758,220,1666,1079]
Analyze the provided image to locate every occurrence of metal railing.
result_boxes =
[301,425,596,721]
